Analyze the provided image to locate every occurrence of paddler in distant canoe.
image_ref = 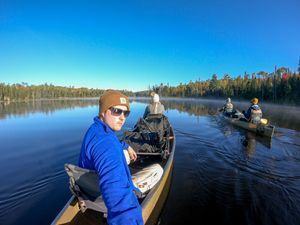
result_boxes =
[222,97,234,117]
[242,97,263,124]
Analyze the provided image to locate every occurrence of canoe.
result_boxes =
[221,113,275,138]
[51,123,175,225]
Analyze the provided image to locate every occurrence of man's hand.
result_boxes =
[127,146,137,162]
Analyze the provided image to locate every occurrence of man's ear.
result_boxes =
[100,112,105,120]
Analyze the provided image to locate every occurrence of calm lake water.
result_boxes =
[0,98,300,225]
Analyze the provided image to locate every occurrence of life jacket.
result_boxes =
[250,105,262,124]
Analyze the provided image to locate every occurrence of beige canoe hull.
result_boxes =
[222,114,275,138]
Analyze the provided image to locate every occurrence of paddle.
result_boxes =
[260,118,268,124]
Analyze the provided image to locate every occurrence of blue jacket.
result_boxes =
[78,116,144,225]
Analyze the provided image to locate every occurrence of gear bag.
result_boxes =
[122,114,171,158]
[251,108,262,124]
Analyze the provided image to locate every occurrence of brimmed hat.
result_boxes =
[251,98,259,104]
[99,90,130,115]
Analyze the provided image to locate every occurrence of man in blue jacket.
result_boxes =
[78,90,144,225]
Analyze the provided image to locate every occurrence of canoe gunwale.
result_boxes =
[50,196,77,225]
[141,127,175,223]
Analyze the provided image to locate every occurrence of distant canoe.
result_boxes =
[51,125,175,225]
[221,113,275,138]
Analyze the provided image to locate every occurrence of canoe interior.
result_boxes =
[51,127,175,225]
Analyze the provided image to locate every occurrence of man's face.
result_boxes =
[102,105,129,131]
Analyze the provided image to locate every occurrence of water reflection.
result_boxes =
[0,98,300,225]
[241,131,272,158]
[2,98,299,132]
[134,97,300,132]
[132,97,218,116]
[0,99,98,119]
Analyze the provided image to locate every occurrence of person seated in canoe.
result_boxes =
[143,92,165,118]
[242,97,263,124]
[78,90,144,225]
[222,97,234,117]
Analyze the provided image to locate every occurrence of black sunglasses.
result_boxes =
[109,107,130,117]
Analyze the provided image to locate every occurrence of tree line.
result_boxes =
[142,63,300,104]
[0,83,133,102]
[1,61,300,104]
[0,83,104,101]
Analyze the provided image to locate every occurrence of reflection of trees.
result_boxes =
[135,98,300,132]
[3,97,299,132]
[133,98,220,117]
[164,100,213,116]
[0,99,98,119]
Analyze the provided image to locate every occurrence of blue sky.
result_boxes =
[0,0,299,91]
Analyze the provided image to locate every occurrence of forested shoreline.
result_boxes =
[1,65,300,105]
[137,65,300,105]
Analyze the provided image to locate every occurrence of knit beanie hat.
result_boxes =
[153,94,159,103]
[150,91,156,97]
[99,90,130,115]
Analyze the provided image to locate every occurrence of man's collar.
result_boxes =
[94,116,113,133]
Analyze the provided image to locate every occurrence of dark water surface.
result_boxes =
[0,98,299,225]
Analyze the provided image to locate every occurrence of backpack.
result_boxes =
[122,114,171,158]
[250,108,262,124]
